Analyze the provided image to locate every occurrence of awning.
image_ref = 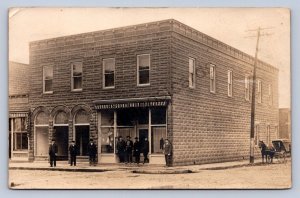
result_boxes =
[93,96,171,110]
[9,112,29,118]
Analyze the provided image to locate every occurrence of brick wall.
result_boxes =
[170,20,279,165]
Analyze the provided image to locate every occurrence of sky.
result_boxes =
[8,8,290,108]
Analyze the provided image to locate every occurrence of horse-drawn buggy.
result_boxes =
[259,139,291,164]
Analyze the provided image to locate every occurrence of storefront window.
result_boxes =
[151,126,166,154]
[151,108,166,125]
[151,108,167,154]
[101,110,114,153]
[13,117,28,151]
[35,112,49,156]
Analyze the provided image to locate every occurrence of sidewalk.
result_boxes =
[8,159,274,174]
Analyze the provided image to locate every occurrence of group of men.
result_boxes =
[48,138,97,167]
[48,136,173,167]
[116,136,149,165]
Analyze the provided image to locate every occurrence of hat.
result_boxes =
[51,139,55,141]
[134,137,138,139]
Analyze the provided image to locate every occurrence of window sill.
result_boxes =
[43,91,53,95]
[137,83,150,87]
[71,89,83,92]
[103,86,115,90]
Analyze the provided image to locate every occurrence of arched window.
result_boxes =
[35,111,49,156]
[54,111,68,125]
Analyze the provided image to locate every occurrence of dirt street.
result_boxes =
[9,162,291,189]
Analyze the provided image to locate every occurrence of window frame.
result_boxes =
[268,83,273,106]
[43,66,53,94]
[137,54,150,86]
[245,75,250,101]
[257,79,262,103]
[71,62,83,92]
[209,64,216,93]
[188,57,196,89]
[227,70,233,97]
[102,58,115,89]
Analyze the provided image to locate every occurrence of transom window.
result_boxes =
[189,58,195,88]
[137,54,150,86]
[210,64,216,93]
[103,58,115,88]
[227,70,233,97]
[71,62,83,91]
[43,66,53,93]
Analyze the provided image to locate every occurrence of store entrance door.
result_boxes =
[54,126,68,160]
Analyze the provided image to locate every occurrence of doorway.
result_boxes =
[53,126,68,159]
[75,125,89,156]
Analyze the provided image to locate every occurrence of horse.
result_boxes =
[258,141,275,163]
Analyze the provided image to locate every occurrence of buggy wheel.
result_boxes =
[283,152,287,164]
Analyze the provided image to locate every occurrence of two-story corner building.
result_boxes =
[9,61,30,161]
[27,19,279,165]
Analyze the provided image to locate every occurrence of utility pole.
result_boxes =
[245,27,273,164]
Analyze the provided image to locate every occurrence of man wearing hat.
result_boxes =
[133,137,141,165]
[87,138,97,166]
[125,136,133,164]
[48,139,58,167]
[69,140,77,166]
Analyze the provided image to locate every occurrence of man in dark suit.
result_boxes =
[69,140,77,166]
[133,137,141,165]
[125,136,133,164]
[116,136,126,163]
[87,139,97,166]
[142,137,149,164]
[49,139,58,167]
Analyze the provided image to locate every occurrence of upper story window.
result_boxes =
[103,58,115,89]
[257,79,262,103]
[137,54,150,86]
[189,57,195,88]
[210,64,216,93]
[245,75,250,101]
[43,66,53,93]
[71,62,82,91]
[227,70,233,97]
[268,84,273,105]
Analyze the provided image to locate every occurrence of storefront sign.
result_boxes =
[95,101,167,110]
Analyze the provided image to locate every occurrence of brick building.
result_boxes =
[25,19,279,165]
[9,61,30,161]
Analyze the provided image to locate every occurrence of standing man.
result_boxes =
[142,137,149,164]
[69,140,77,166]
[49,139,58,167]
[133,137,141,165]
[125,136,133,164]
[87,138,97,166]
[163,139,173,167]
[116,136,126,163]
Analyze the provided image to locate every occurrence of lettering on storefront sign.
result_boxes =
[95,101,167,110]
